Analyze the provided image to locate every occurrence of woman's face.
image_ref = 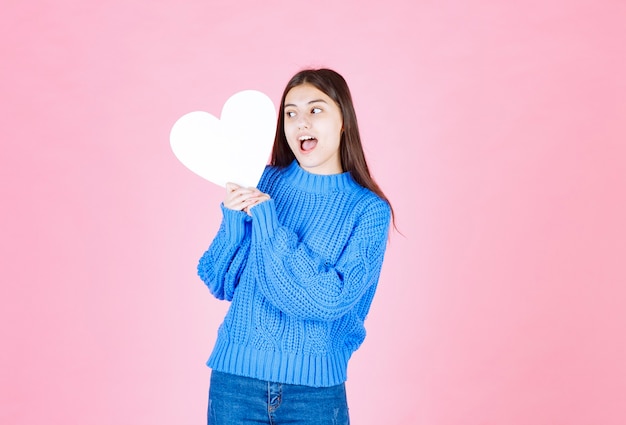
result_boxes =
[283,83,343,175]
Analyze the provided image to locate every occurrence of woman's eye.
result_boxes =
[311,107,322,114]
[286,111,296,118]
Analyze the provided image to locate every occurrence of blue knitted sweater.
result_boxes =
[197,161,391,387]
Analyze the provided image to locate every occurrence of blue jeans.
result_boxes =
[208,370,350,424]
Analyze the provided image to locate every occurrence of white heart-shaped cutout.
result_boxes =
[170,90,276,188]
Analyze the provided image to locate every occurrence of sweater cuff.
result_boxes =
[221,203,250,244]
[250,199,278,242]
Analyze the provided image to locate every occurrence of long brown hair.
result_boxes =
[271,68,396,228]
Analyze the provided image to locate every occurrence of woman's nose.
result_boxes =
[297,115,310,129]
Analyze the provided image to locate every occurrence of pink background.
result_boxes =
[2,1,625,424]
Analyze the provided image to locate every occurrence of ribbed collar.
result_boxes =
[282,161,361,194]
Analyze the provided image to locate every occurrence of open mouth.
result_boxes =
[299,135,318,152]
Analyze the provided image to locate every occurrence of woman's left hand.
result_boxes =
[243,188,271,216]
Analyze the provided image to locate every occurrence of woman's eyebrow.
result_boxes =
[284,99,328,108]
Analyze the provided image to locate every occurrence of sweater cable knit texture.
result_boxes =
[198,161,391,387]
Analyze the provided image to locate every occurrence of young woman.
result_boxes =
[198,68,394,424]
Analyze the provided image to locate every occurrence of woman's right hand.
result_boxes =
[224,183,269,214]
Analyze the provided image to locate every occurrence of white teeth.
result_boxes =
[299,135,315,141]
